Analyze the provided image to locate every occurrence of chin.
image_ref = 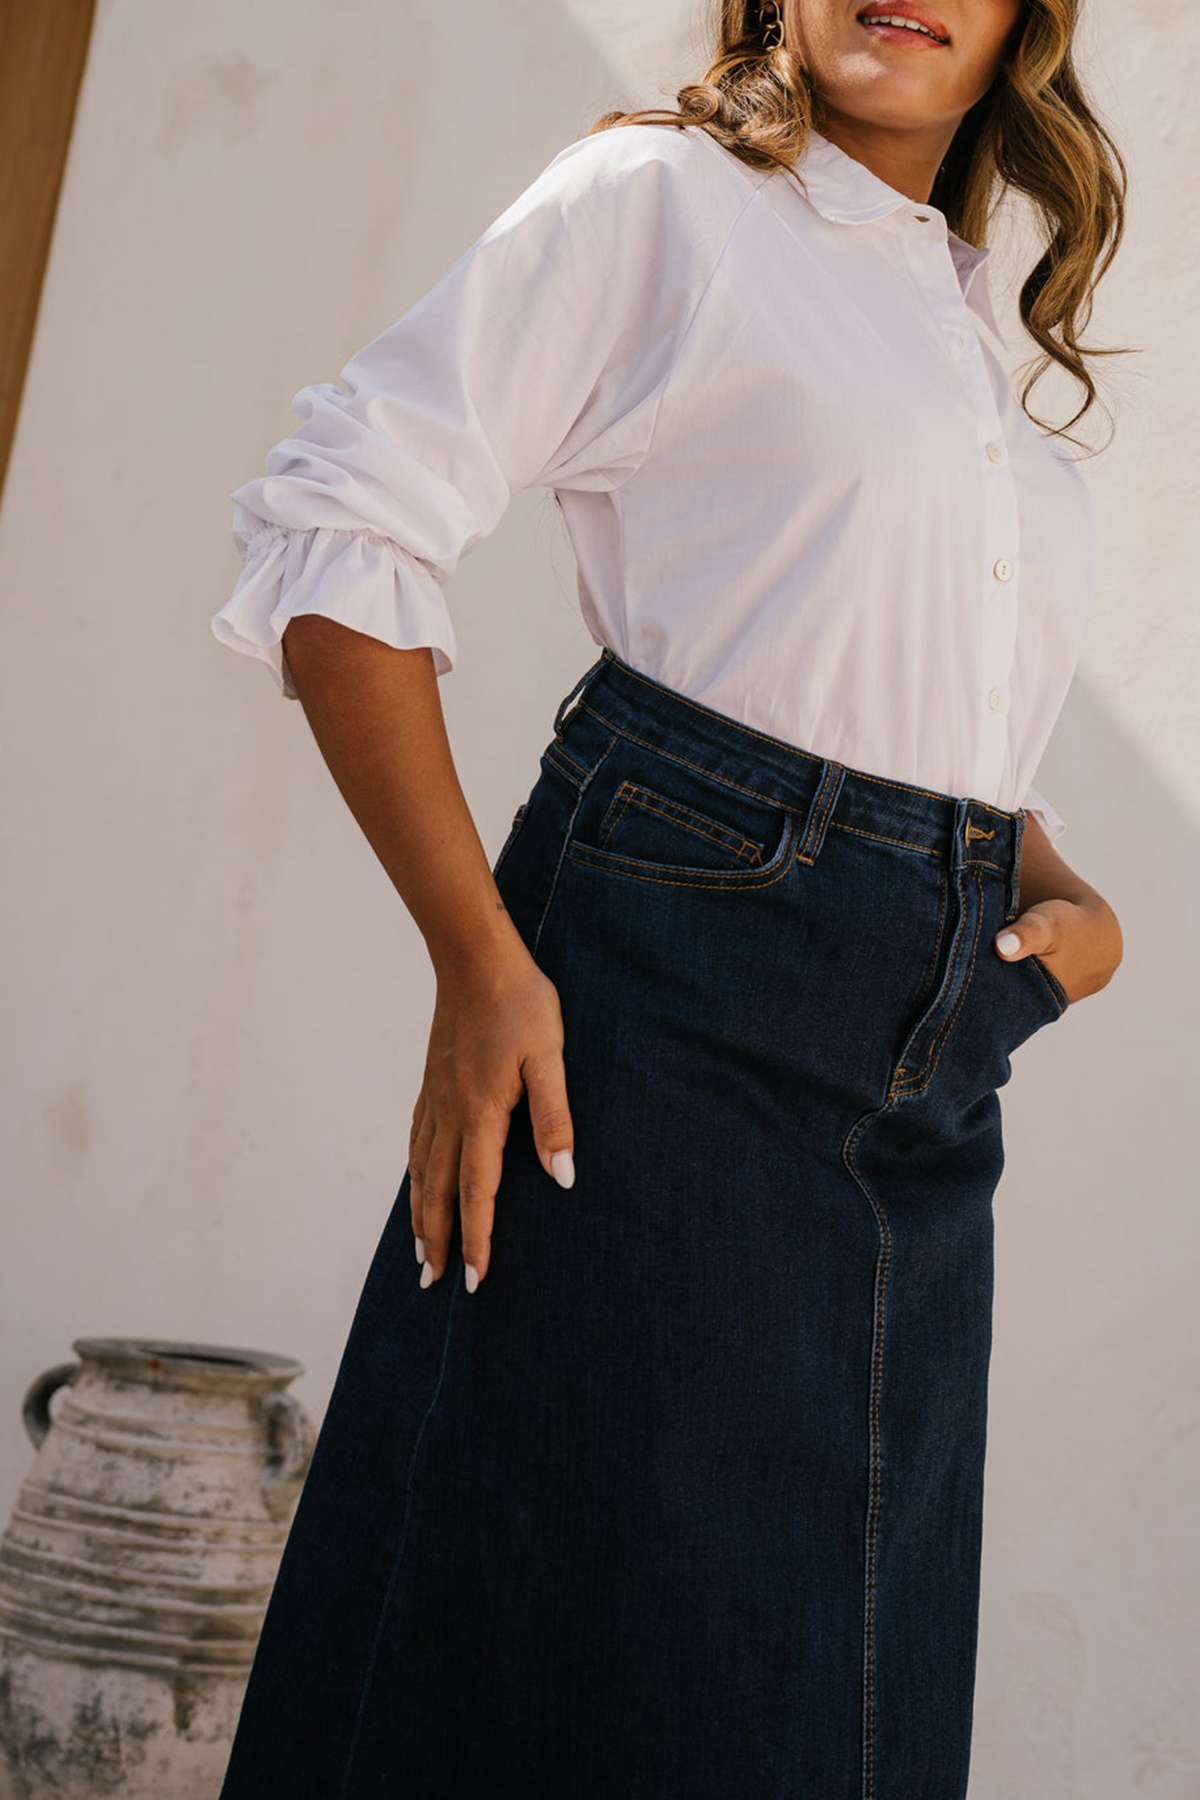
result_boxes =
[823,102,941,133]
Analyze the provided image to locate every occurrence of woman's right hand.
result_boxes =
[276,621,574,1295]
[410,941,576,1293]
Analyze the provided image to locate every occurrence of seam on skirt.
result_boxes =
[916,874,950,1020]
[841,1100,896,1800]
[337,1269,464,1798]
[532,735,618,956]
[897,866,987,1100]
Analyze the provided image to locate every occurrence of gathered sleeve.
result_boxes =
[211,127,731,699]
[1022,782,1067,848]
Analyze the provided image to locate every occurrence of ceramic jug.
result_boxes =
[0,1336,315,1798]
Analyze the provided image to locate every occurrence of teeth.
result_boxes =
[861,14,945,40]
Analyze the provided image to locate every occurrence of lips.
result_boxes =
[857,4,951,46]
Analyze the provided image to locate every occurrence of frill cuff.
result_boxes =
[211,522,459,700]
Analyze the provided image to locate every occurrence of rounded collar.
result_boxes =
[797,128,1003,343]
[799,128,928,224]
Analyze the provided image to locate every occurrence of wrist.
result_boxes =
[423,901,530,988]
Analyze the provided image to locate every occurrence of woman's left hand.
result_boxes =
[994,894,1124,1006]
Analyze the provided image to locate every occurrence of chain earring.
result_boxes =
[760,1,785,50]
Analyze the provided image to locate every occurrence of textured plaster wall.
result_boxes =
[0,2,1195,1792]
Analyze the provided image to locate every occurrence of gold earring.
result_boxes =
[760,1,784,50]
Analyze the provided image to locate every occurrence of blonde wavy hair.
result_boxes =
[589,0,1130,448]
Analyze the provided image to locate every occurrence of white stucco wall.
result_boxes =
[1,2,1195,1791]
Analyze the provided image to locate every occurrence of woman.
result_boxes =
[211,2,1126,1795]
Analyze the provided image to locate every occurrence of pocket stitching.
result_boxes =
[564,811,798,890]
[1025,951,1070,1015]
[543,740,588,788]
[598,780,763,865]
[598,782,636,848]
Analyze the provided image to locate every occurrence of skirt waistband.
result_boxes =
[553,646,1027,917]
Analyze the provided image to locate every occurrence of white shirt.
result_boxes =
[213,122,1099,845]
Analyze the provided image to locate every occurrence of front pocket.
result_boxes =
[598,781,765,867]
[1023,950,1070,1016]
[563,737,796,889]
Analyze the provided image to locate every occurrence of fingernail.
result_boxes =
[415,1236,424,1264]
[551,1149,575,1189]
[419,1261,434,1289]
[996,931,1021,956]
[464,1263,480,1294]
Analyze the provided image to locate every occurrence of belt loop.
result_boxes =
[794,761,845,865]
[1007,808,1026,922]
[950,797,972,876]
[552,650,609,737]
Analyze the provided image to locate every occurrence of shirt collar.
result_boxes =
[797,128,1005,346]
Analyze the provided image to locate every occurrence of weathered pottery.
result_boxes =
[0,1337,315,1798]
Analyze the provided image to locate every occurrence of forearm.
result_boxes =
[281,615,526,980]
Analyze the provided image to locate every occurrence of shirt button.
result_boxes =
[985,440,1005,463]
[988,687,1007,713]
[992,557,1014,582]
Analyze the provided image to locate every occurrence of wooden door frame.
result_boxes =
[0,0,98,509]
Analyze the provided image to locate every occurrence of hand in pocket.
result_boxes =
[994,894,1124,1007]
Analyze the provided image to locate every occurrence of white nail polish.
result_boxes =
[419,1261,434,1289]
[996,931,1021,956]
[415,1236,424,1264]
[465,1263,479,1294]
[551,1149,575,1189]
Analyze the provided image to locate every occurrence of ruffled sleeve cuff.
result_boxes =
[1022,783,1067,848]
[211,523,459,700]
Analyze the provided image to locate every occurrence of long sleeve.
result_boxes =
[1022,782,1066,848]
[211,126,757,699]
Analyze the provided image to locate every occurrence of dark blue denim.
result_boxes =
[218,645,1069,1800]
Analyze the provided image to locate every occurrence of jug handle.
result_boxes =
[261,1390,316,1517]
[23,1361,80,1448]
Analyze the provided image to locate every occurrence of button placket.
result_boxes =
[970,345,1021,799]
[895,218,1022,794]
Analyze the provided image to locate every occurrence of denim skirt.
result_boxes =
[218,645,1070,1800]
